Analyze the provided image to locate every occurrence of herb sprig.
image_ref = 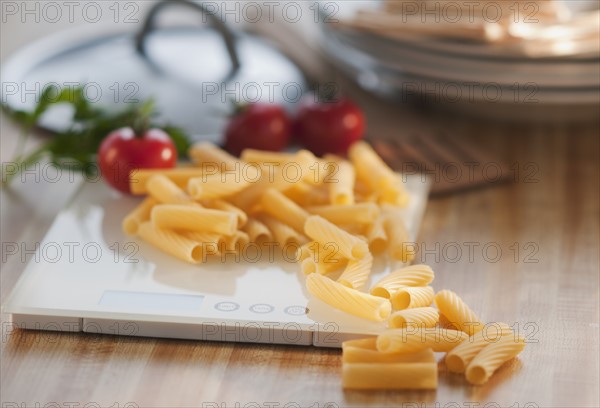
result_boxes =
[2,85,190,186]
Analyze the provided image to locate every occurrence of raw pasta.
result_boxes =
[242,218,272,244]
[188,141,243,171]
[258,214,306,247]
[122,197,157,236]
[146,174,198,205]
[371,264,435,298]
[151,205,238,236]
[306,203,379,225]
[137,222,203,264]
[342,363,437,390]
[304,215,369,260]
[342,338,435,364]
[306,273,391,322]
[204,199,248,228]
[434,290,484,335]
[260,188,309,233]
[446,323,513,373]
[129,167,203,195]
[391,286,435,310]
[325,157,355,205]
[389,307,439,329]
[337,252,373,290]
[466,335,526,385]
[188,173,250,200]
[383,205,415,262]
[366,214,388,253]
[377,328,469,353]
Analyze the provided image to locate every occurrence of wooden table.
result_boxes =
[1,14,599,408]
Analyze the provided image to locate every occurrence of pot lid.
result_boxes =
[1,0,307,143]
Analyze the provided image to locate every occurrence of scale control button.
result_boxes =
[215,301,239,312]
[284,305,309,316]
[249,303,274,314]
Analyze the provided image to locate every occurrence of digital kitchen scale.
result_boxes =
[3,176,429,348]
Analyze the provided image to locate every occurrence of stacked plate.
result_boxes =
[318,1,600,120]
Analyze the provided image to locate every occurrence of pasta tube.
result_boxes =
[260,188,309,233]
[371,264,435,298]
[137,222,204,264]
[129,168,203,195]
[204,199,248,228]
[348,141,397,191]
[188,173,250,200]
[122,197,157,236]
[306,203,379,225]
[466,335,526,385]
[146,175,198,206]
[242,218,272,244]
[337,252,373,290]
[325,157,355,205]
[188,141,243,171]
[383,205,415,262]
[391,286,435,310]
[304,215,368,260]
[184,231,223,256]
[446,323,513,373]
[306,273,391,322]
[366,214,388,253]
[389,307,439,329]
[377,328,469,353]
[151,205,238,236]
[342,338,435,364]
[342,363,437,390]
[434,290,483,335]
[258,214,306,247]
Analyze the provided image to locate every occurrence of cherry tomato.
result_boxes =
[98,127,177,194]
[294,96,365,156]
[224,103,291,156]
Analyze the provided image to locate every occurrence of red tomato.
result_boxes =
[98,127,177,194]
[224,103,291,156]
[294,96,365,156]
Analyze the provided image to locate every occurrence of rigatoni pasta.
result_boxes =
[371,264,435,298]
[137,222,204,264]
[465,335,526,385]
[151,205,238,235]
[434,290,483,335]
[146,174,198,206]
[389,307,439,329]
[304,215,368,260]
[306,273,391,322]
[445,323,513,373]
[391,286,435,310]
[122,197,157,236]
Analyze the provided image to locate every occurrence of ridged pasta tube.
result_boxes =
[122,197,157,236]
[342,337,435,364]
[151,205,238,236]
[304,215,368,260]
[306,274,391,322]
[434,290,483,335]
[391,286,435,310]
[446,322,513,373]
[371,264,435,298]
[389,307,439,329]
[337,252,373,290]
[377,328,469,353]
[466,335,526,385]
[138,222,203,264]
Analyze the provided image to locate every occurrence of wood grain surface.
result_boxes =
[1,12,599,407]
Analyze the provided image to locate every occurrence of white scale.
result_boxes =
[3,176,429,348]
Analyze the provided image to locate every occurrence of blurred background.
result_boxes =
[1,0,599,194]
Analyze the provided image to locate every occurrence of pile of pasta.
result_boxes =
[122,141,412,265]
[121,141,525,390]
[341,274,526,389]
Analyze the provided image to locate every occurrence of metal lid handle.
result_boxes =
[136,0,241,76]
